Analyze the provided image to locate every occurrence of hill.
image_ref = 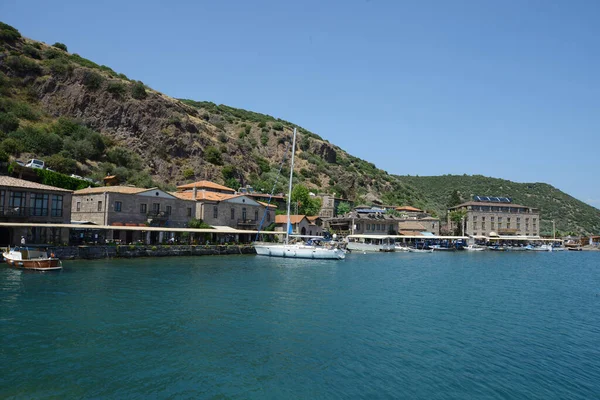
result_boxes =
[396,175,600,235]
[1,21,599,234]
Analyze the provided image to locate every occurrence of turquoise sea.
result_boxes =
[1,252,600,399]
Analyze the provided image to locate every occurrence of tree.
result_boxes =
[187,218,213,229]
[336,201,351,216]
[291,184,321,216]
[448,190,462,207]
[52,42,68,52]
[449,209,468,236]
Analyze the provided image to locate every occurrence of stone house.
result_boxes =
[172,180,276,234]
[274,215,323,236]
[0,176,72,245]
[71,186,195,243]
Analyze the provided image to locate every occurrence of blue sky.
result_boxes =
[2,0,599,207]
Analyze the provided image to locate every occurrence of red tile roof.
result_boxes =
[176,180,235,193]
[275,215,307,224]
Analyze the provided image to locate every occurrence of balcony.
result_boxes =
[237,219,258,228]
[0,207,62,219]
[147,211,169,226]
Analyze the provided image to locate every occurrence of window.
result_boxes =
[231,208,235,219]
[152,203,160,213]
[0,190,4,211]
[51,195,63,217]
[76,201,81,212]
[30,193,49,216]
[98,201,103,212]
[242,207,247,221]
[517,223,521,229]
[266,212,271,222]
[187,207,192,217]
[367,224,371,230]
[497,217,501,223]
[491,216,495,222]
[9,191,25,215]
[255,210,259,221]
[481,222,486,230]
[517,217,521,222]
[491,222,495,229]
[115,201,122,212]
[213,206,218,218]
[473,216,477,221]
[140,203,147,213]
[166,205,172,215]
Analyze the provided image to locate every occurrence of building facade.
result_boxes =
[448,197,540,237]
[317,194,353,218]
[72,186,196,243]
[173,181,276,233]
[274,215,323,236]
[0,176,72,245]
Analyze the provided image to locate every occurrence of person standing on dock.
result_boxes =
[20,236,25,245]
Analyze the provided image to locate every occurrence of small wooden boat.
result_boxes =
[2,247,62,271]
[465,244,485,251]
[408,247,434,253]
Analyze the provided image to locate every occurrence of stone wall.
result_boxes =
[48,245,255,260]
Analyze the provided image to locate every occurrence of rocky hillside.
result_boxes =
[1,21,599,234]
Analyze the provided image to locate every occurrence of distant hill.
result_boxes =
[395,175,600,235]
[1,21,598,234]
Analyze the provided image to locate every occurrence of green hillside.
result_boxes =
[395,175,600,235]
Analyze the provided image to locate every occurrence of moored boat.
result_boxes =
[465,244,485,251]
[2,247,62,271]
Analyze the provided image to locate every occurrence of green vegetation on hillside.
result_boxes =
[395,175,600,235]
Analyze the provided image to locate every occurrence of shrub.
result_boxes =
[9,126,63,155]
[107,146,142,169]
[33,168,89,190]
[0,138,24,155]
[214,122,225,130]
[187,218,213,229]
[52,42,68,52]
[183,168,195,179]
[244,125,251,135]
[118,73,128,80]
[218,132,228,143]
[43,47,64,60]
[256,157,270,174]
[260,132,269,145]
[131,81,147,99]
[107,81,126,98]
[0,149,8,163]
[238,130,247,139]
[5,55,42,76]
[204,146,222,165]
[127,171,154,188]
[82,70,104,90]
[272,122,284,131]
[258,121,266,128]
[0,112,19,133]
[23,45,41,59]
[45,58,73,77]
[0,22,21,42]
[222,165,237,180]
[45,153,77,174]
[0,99,40,121]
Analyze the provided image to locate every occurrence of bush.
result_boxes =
[33,168,89,190]
[214,122,225,130]
[204,146,222,165]
[23,45,42,59]
[5,55,42,76]
[218,132,228,143]
[0,22,21,42]
[52,42,68,52]
[222,165,237,180]
[106,146,142,169]
[9,126,63,155]
[45,153,77,174]
[82,70,104,90]
[0,98,40,121]
[43,58,71,77]
[258,121,266,128]
[131,81,147,99]
[272,122,284,131]
[107,81,126,98]
[182,168,195,179]
[0,138,24,155]
[0,112,19,133]
[256,157,270,174]
[0,149,8,163]
[127,171,154,188]
[260,132,269,145]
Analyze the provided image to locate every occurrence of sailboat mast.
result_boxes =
[285,128,297,245]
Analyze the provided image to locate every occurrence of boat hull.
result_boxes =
[254,244,345,260]
[346,243,395,252]
[3,255,62,271]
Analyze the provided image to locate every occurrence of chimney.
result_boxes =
[193,185,197,199]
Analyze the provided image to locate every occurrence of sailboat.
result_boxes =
[254,128,346,260]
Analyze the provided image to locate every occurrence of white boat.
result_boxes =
[465,244,485,251]
[528,244,553,251]
[408,247,434,253]
[346,235,395,252]
[254,128,345,260]
[394,245,411,252]
[2,247,62,271]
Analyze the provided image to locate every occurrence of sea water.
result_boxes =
[1,252,599,399]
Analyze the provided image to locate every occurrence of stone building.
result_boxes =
[0,176,72,245]
[71,186,195,243]
[325,208,399,236]
[274,215,323,236]
[448,196,540,237]
[172,180,276,234]
[317,194,353,218]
